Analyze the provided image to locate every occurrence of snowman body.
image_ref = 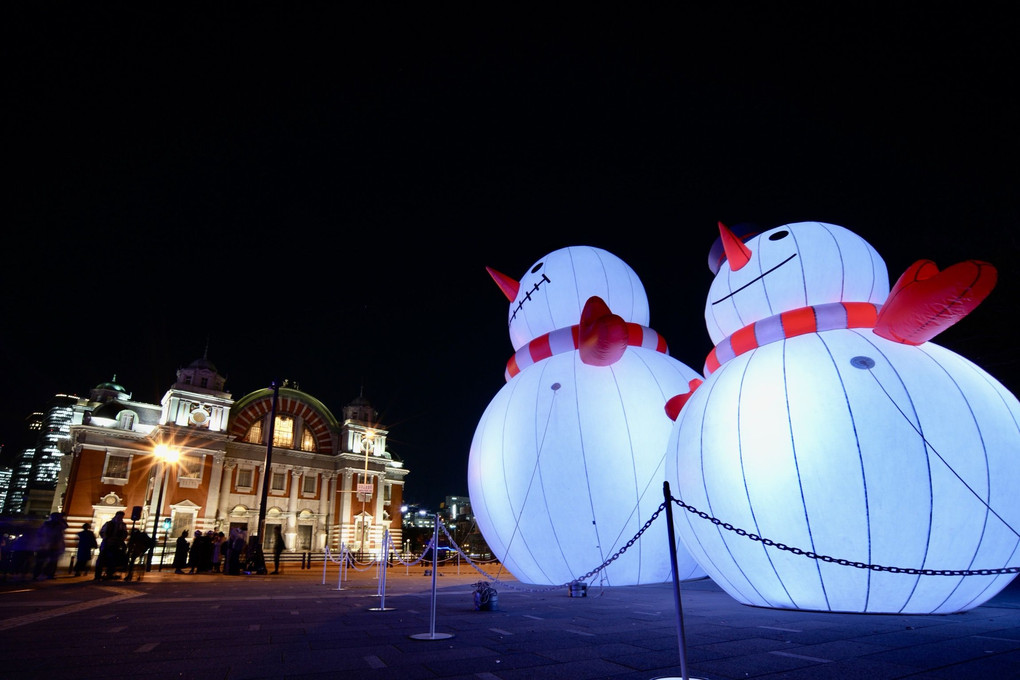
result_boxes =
[469,246,706,586]
[667,222,1020,613]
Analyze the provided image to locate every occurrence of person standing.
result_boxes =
[227,528,246,575]
[271,525,286,574]
[74,523,98,577]
[210,532,224,572]
[34,513,68,580]
[173,530,190,574]
[188,530,209,573]
[96,511,128,581]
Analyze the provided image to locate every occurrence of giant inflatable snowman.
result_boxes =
[468,246,706,586]
[664,221,1020,614]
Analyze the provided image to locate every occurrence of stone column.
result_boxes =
[338,471,353,548]
[218,461,236,527]
[288,469,300,537]
[318,473,334,551]
[205,453,225,524]
[253,463,264,513]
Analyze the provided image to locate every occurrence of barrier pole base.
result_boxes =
[409,632,454,640]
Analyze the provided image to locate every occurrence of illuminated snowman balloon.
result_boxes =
[468,246,706,586]
[665,221,1020,614]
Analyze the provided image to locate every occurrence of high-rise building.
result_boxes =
[23,394,82,516]
[0,465,11,512]
[1,412,43,516]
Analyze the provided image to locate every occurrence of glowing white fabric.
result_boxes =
[668,222,1020,613]
[469,246,705,586]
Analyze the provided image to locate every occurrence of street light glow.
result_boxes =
[154,443,180,464]
[147,442,180,570]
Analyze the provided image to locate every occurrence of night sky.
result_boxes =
[3,7,1017,507]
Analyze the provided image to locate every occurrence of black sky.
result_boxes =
[3,7,1018,506]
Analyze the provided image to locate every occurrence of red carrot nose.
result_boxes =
[486,266,520,301]
[719,221,752,271]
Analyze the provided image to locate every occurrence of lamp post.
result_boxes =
[146,443,179,571]
[358,436,373,557]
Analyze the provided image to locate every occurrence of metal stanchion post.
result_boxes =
[370,531,394,612]
[409,515,453,640]
[653,481,703,680]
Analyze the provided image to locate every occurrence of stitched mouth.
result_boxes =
[710,253,797,305]
[509,273,551,326]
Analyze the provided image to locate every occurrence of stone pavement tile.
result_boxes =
[780,638,894,660]
[534,641,653,661]
[608,647,688,671]
[484,658,637,680]
[865,636,1016,669]
[897,648,1020,680]
[695,648,840,678]
[749,657,924,680]
[3,569,1019,679]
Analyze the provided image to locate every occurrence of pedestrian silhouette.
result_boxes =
[173,530,190,574]
[75,523,98,576]
[271,525,286,574]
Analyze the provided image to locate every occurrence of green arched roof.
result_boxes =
[232,386,340,429]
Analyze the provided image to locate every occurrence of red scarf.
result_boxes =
[705,302,880,375]
[506,323,668,380]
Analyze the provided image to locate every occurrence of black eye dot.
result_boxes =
[850,356,876,370]
[768,230,789,241]
[530,262,544,274]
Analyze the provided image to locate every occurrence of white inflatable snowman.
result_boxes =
[664,221,1020,614]
[468,245,706,586]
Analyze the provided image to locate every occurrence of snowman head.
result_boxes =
[705,221,889,342]
[489,245,650,352]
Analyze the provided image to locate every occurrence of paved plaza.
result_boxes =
[1,559,1019,680]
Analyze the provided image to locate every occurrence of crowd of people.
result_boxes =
[1,518,286,581]
[0,512,69,581]
[172,527,261,575]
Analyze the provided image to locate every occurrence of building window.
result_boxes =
[271,471,286,492]
[300,429,316,452]
[117,411,136,430]
[236,467,253,490]
[273,416,294,448]
[246,419,263,444]
[384,482,391,502]
[177,455,203,488]
[302,474,316,495]
[101,453,131,485]
[170,513,193,540]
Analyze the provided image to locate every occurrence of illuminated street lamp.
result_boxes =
[146,443,179,571]
[357,436,374,556]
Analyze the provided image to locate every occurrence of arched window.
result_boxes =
[273,415,294,448]
[245,419,263,444]
[117,411,136,430]
[300,428,316,452]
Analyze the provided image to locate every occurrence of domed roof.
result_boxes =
[94,377,128,394]
[91,400,132,418]
[188,356,219,373]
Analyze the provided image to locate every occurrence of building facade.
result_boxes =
[1,411,44,517]
[55,356,407,567]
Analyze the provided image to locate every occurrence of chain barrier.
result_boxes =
[671,495,1020,577]
[439,505,667,592]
